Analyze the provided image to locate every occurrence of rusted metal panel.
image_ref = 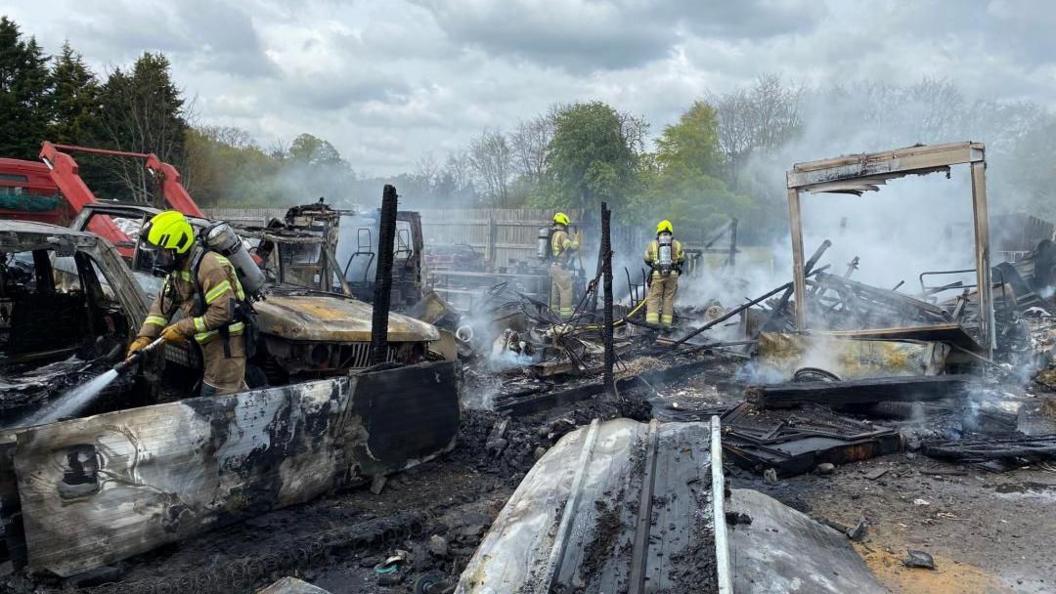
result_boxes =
[254,294,439,343]
[755,333,949,381]
[12,361,460,577]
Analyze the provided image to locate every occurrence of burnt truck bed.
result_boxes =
[1,360,460,577]
[456,418,725,593]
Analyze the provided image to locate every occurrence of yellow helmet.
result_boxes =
[656,219,673,234]
[142,210,195,254]
[553,212,571,226]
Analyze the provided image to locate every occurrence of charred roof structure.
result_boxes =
[785,142,994,355]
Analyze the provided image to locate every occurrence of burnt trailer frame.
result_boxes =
[785,142,994,356]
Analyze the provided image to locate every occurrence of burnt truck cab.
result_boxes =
[0,218,460,577]
[70,203,440,386]
[240,200,426,310]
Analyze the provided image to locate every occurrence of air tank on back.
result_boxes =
[203,222,267,299]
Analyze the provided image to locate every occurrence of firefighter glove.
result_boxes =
[127,336,153,358]
[160,324,188,344]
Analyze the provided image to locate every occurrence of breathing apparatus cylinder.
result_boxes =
[537,227,552,261]
[657,234,673,275]
[202,222,267,299]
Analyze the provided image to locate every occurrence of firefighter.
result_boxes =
[644,219,685,329]
[549,212,580,320]
[126,210,248,396]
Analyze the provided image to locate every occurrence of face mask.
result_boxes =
[151,248,179,277]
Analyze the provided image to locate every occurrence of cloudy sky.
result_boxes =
[7,0,1054,175]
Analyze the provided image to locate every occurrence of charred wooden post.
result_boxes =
[371,184,398,365]
[728,218,738,267]
[601,202,615,394]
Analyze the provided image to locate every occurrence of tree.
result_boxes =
[48,41,100,145]
[545,101,639,210]
[468,129,513,206]
[633,101,746,232]
[713,75,802,187]
[510,111,555,182]
[0,17,52,159]
[288,133,343,167]
[96,53,188,202]
[655,100,724,179]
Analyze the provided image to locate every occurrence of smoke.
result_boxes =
[697,80,1040,311]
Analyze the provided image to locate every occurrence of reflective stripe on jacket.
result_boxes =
[551,226,579,263]
[136,250,246,344]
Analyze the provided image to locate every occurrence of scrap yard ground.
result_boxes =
[4,362,1053,593]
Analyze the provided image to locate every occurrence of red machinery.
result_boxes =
[35,142,206,256]
[0,158,69,225]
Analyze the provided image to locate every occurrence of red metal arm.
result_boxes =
[144,155,205,218]
[39,141,134,256]
[43,142,205,219]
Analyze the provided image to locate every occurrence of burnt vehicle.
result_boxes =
[0,220,460,577]
[70,203,442,386]
[0,221,148,420]
[241,199,426,309]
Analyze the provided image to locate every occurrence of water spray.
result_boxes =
[16,337,165,428]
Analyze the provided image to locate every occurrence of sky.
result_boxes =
[7,0,1055,176]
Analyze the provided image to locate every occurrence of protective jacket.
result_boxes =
[550,225,580,266]
[135,248,247,393]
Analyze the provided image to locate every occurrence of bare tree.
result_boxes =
[414,151,441,190]
[510,113,554,181]
[444,150,474,194]
[712,74,803,187]
[618,112,650,157]
[468,129,513,206]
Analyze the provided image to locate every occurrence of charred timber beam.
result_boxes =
[803,239,831,276]
[494,359,709,416]
[812,272,952,320]
[669,264,828,350]
[747,374,974,409]
[371,185,398,365]
[601,202,615,394]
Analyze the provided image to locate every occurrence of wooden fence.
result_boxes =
[417,208,585,270]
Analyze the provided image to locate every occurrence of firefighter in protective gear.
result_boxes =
[549,212,580,320]
[644,219,685,328]
[127,210,248,396]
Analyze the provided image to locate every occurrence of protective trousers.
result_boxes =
[200,334,247,395]
[550,263,574,320]
[645,272,678,327]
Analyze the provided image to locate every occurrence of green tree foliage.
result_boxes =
[48,42,100,145]
[655,101,724,178]
[545,101,639,210]
[635,101,750,233]
[184,126,284,206]
[183,128,363,207]
[0,16,52,159]
[289,133,344,167]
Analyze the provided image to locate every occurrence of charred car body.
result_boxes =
[0,217,459,577]
[70,203,440,387]
[237,199,426,310]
